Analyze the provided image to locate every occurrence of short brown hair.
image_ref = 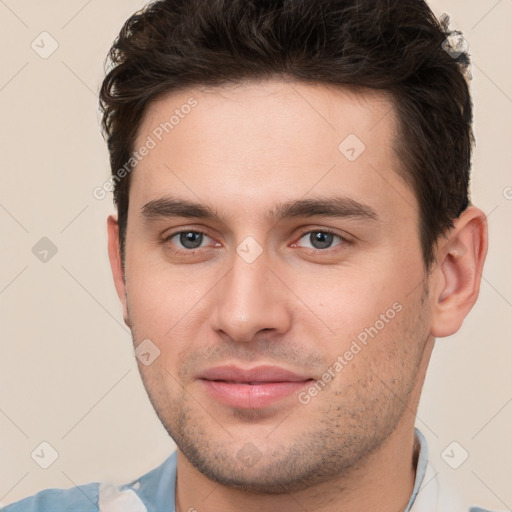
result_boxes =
[99,0,473,270]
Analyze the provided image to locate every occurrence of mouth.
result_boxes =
[197,365,314,409]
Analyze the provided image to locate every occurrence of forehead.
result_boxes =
[130,80,413,223]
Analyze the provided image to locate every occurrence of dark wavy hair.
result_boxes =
[99,0,473,270]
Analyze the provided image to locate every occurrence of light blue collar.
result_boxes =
[404,428,429,511]
[130,428,429,512]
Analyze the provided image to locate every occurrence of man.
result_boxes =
[4,0,493,510]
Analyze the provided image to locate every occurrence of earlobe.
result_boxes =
[430,207,488,338]
[107,215,130,327]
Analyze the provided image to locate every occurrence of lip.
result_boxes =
[197,365,313,409]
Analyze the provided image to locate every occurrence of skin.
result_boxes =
[107,79,488,512]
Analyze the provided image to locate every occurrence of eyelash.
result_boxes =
[163,230,218,254]
[162,228,350,255]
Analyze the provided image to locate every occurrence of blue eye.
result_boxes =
[297,231,343,250]
[164,229,346,255]
[169,231,211,250]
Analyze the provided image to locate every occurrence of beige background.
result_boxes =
[0,0,511,509]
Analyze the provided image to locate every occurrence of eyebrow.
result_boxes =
[141,195,379,223]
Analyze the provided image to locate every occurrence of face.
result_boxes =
[114,80,433,492]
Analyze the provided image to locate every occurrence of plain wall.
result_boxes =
[0,0,511,508]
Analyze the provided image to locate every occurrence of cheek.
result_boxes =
[124,259,216,373]
[297,268,402,331]
[295,255,424,363]
[125,248,209,325]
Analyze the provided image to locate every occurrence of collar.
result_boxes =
[100,428,461,512]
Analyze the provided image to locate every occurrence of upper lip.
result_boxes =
[198,365,312,383]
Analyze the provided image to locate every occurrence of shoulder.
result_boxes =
[411,430,499,512]
[1,483,99,512]
[1,452,178,512]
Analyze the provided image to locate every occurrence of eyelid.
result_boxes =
[292,227,351,246]
[162,224,216,241]
[164,229,208,240]
[161,226,352,254]
[162,228,219,251]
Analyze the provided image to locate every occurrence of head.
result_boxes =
[101,0,487,494]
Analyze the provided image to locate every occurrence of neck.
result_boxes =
[175,421,419,512]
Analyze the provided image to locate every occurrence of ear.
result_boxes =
[430,206,488,338]
[107,215,130,327]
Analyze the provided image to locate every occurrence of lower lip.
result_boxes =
[200,379,312,408]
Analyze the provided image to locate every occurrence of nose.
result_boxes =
[209,250,293,343]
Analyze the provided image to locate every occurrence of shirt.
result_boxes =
[1,429,495,512]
